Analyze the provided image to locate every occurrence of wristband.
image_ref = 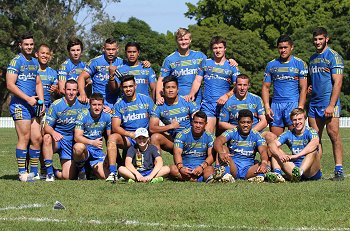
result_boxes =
[199,164,204,170]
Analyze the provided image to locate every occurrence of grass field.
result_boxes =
[1,128,350,230]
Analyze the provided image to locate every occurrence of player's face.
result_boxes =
[164,81,178,99]
[20,38,34,56]
[176,34,191,51]
[36,46,51,65]
[90,99,103,117]
[126,46,139,63]
[64,83,78,102]
[238,117,252,136]
[192,116,206,135]
[104,43,118,62]
[136,136,149,147]
[69,45,82,62]
[235,78,250,98]
[212,43,226,59]
[277,42,293,60]
[313,34,329,53]
[291,113,306,132]
[122,80,136,97]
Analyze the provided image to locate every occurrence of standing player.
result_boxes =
[308,27,344,180]
[219,74,267,132]
[6,33,45,181]
[262,34,308,139]
[58,38,86,95]
[214,109,269,182]
[186,36,240,133]
[268,108,321,182]
[117,42,156,100]
[169,111,215,182]
[77,38,124,111]
[42,80,87,181]
[73,93,112,180]
[150,76,198,153]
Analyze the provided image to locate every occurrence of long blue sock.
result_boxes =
[335,165,343,173]
[109,165,116,174]
[274,168,283,175]
[16,149,27,174]
[29,149,40,175]
[44,159,53,175]
[76,161,86,173]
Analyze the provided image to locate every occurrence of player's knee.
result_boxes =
[73,143,85,155]
[264,131,277,144]
[150,133,162,145]
[169,165,179,177]
[43,134,53,146]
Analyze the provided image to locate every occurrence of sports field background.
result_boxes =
[0,128,350,230]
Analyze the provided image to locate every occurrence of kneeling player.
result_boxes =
[73,93,112,180]
[170,111,215,182]
[268,108,321,182]
[118,128,170,183]
[214,109,269,182]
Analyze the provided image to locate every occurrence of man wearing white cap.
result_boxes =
[118,128,170,183]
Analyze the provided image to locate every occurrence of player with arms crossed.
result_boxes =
[308,27,344,181]
[170,111,215,182]
[268,108,321,182]
[6,33,45,181]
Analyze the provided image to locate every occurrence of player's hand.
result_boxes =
[170,119,180,130]
[108,61,117,77]
[191,166,203,177]
[228,58,238,67]
[184,94,195,102]
[256,162,268,174]
[85,78,92,87]
[52,131,63,142]
[142,60,151,68]
[307,85,312,95]
[324,105,335,118]
[103,105,113,114]
[78,93,89,104]
[28,96,39,106]
[49,85,58,93]
[217,94,229,105]
[219,152,233,164]
[40,104,46,116]
[127,131,135,139]
[179,167,192,179]
[265,108,274,121]
[279,154,290,163]
[91,137,103,149]
[156,96,164,105]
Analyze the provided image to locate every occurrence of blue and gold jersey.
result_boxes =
[38,67,58,108]
[198,59,239,103]
[58,58,86,81]
[160,50,207,103]
[309,47,344,106]
[151,96,198,136]
[264,55,308,102]
[112,93,154,132]
[85,55,125,105]
[118,63,156,96]
[7,53,39,97]
[75,108,111,140]
[45,97,87,139]
[174,128,215,166]
[277,126,319,160]
[220,92,265,130]
[222,128,266,165]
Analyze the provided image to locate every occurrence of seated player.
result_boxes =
[42,80,87,181]
[72,93,112,180]
[169,111,215,182]
[118,128,170,183]
[150,76,198,154]
[267,108,321,182]
[214,109,269,182]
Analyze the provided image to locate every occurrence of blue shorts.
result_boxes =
[9,97,36,120]
[126,136,136,146]
[183,163,204,182]
[224,159,251,179]
[308,103,340,119]
[270,101,298,127]
[139,169,153,177]
[293,157,321,180]
[86,145,105,167]
[57,138,74,160]
[201,101,221,117]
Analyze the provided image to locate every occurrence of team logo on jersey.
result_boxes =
[163,110,169,117]
[99,66,106,72]
[207,66,213,72]
[175,61,181,67]
[139,104,144,109]
[140,70,146,75]
[180,107,187,113]
[224,69,231,75]
[192,59,197,64]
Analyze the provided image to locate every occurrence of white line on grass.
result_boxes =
[0,204,46,211]
[0,216,350,231]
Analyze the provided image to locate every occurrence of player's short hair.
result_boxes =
[276,34,293,47]
[290,108,307,119]
[236,74,251,84]
[90,93,104,102]
[238,109,253,121]
[121,75,136,85]
[37,43,51,52]
[125,42,140,52]
[163,76,178,87]
[105,37,117,45]
[193,111,207,122]
[210,36,226,49]
[67,38,83,51]
[65,79,78,88]
[19,32,34,43]
[313,27,328,38]
[175,28,191,40]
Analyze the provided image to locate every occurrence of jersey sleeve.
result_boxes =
[75,112,86,131]
[174,132,185,149]
[196,58,206,77]
[45,104,58,127]
[231,66,240,83]
[7,57,20,75]
[150,104,160,118]
[263,62,272,83]
[219,103,230,122]
[256,96,265,116]
[221,129,234,141]
[255,132,266,147]
[148,68,156,83]
[298,60,308,79]
[84,59,96,76]
[330,52,344,75]
[188,100,199,114]
[106,113,112,131]
[160,57,171,77]
[58,63,68,81]
[277,130,290,145]
[112,102,122,119]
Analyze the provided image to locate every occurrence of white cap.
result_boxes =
[134,128,149,138]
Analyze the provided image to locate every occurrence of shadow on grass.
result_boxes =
[0,174,18,180]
